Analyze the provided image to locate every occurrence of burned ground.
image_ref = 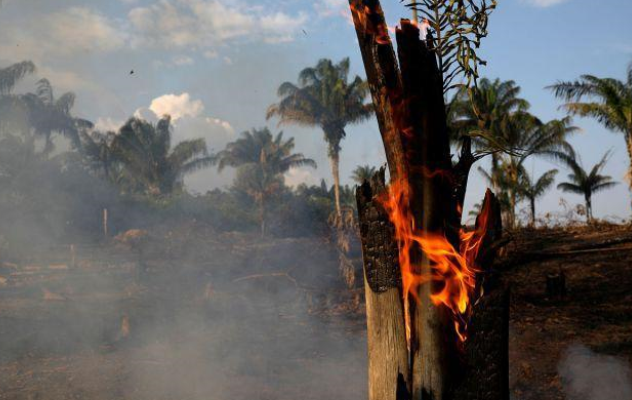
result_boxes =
[502,225,632,400]
[0,223,630,399]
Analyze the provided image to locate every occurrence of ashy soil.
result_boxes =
[0,223,630,400]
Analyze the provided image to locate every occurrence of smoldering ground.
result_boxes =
[0,225,368,400]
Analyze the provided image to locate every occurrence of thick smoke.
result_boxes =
[558,344,632,400]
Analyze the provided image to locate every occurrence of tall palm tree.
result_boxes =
[549,64,632,200]
[215,128,316,235]
[557,151,618,223]
[21,79,92,153]
[450,78,530,191]
[113,116,214,195]
[350,164,377,184]
[517,168,558,227]
[267,58,373,217]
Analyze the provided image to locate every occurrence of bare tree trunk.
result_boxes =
[103,208,109,238]
[330,151,342,217]
[626,133,632,201]
[530,198,536,227]
[259,197,266,236]
[410,0,418,22]
[491,154,501,194]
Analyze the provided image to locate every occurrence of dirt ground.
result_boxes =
[502,224,632,400]
[0,224,630,399]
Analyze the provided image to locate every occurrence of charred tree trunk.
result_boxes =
[350,1,509,400]
[357,171,411,400]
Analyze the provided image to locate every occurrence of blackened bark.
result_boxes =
[454,287,510,400]
[356,170,411,400]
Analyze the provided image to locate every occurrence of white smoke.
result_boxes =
[558,344,632,400]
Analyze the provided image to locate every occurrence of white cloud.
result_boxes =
[136,93,234,146]
[148,93,205,121]
[128,0,307,50]
[205,118,234,135]
[260,11,309,43]
[0,7,126,61]
[522,0,570,7]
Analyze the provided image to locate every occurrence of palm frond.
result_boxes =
[0,61,36,95]
[592,181,618,193]
[557,182,583,194]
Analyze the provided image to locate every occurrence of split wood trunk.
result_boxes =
[350,1,509,399]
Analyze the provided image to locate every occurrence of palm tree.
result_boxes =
[0,61,35,95]
[267,58,373,217]
[517,168,558,227]
[549,64,632,200]
[215,128,316,235]
[557,151,618,223]
[450,78,529,191]
[350,164,377,184]
[21,79,92,153]
[112,116,214,195]
[0,61,36,134]
[80,130,118,181]
[483,113,576,228]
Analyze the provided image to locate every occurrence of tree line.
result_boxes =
[0,57,629,244]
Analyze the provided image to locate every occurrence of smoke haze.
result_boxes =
[558,344,632,400]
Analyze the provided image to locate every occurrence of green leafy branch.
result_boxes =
[405,0,497,93]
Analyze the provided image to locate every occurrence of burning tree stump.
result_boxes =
[349,1,509,399]
[357,171,410,400]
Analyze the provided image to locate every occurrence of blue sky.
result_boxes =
[0,0,631,222]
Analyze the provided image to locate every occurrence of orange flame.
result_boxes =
[349,1,489,344]
[379,175,489,344]
[349,3,391,45]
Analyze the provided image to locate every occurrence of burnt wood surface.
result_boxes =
[356,171,411,400]
[454,287,510,400]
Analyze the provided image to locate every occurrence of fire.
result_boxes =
[350,0,489,343]
[349,3,391,45]
[379,175,490,343]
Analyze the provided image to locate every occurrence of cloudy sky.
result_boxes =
[0,0,631,221]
